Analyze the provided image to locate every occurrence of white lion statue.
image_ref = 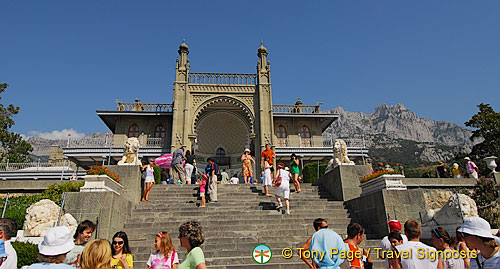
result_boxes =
[325,139,354,174]
[118,137,142,166]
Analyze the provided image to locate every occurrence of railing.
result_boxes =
[272,105,320,114]
[188,73,257,85]
[0,161,76,171]
[116,101,173,112]
[275,137,366,148]
[65,137,165,148]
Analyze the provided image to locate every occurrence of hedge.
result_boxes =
[0,181,84,230]
[12,241,39,267]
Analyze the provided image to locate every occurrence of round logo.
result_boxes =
[252,244,272,264]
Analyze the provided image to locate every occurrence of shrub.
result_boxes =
[302,162,327,183]
[457,177,500,228]
[12,241,39,267]
[153,165,162,184]
[0,181,84,230]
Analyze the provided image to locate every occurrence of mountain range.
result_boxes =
[325,104,474,165]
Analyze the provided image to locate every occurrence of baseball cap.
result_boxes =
[457,217,494,239]
[388,220,402,231]
[38,226,75,256]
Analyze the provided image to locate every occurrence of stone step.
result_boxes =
[126,215,350,224]
[131,206,347,214]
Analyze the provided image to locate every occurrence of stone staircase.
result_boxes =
[124,183,386,268]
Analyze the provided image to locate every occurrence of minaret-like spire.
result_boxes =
[177,40,190,71]
[257,41,269,72]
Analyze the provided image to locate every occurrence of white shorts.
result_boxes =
[145,176,155,183]
[274,181,290,199]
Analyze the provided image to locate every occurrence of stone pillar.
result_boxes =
[171,41,191,152]
[255,42,275,161]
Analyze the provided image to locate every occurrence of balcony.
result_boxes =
[274,137,369,161]
[62,136,169,169]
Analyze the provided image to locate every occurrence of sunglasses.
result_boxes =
[112,241,124,245]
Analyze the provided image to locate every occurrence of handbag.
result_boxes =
[273,170,282,187]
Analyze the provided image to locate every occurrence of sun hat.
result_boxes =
[244,148,250,153]
[38,226,75,256]
[453,163,459,169]
[0,239,7,258]
[464,157,471,161]
[457,217,494,239]
[388,220,402,231]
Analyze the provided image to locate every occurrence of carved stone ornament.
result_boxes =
[117,137,142,166]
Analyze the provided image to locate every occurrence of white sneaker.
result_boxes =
[285,210,290,215]
[277,204,283,209]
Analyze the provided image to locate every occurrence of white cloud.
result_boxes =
[29,129,86,140]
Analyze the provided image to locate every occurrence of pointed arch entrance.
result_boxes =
[193,96,255,167]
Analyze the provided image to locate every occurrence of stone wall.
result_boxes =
[65,191,133,240]
[316,165,371,201]
[0,180,85,194]
[64,165,142,239]
[345,182,477,239]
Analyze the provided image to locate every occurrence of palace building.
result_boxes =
[61,42,368,169]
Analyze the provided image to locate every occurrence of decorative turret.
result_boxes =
[177,40,190,71]
[257,41,269,72]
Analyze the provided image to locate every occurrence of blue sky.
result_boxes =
[1,1,499,139]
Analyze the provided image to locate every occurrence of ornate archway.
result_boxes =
[193,96,255,160]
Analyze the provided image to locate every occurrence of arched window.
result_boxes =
[300,125,311,147]
[216,147,225,157]
[277,125,287,147]
[128,124,139,137]
[215,147,228,165]
[154,124,166,138]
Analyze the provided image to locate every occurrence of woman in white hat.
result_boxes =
[241,148,255,184]
[28,226,75,268]
[458,217,499,268]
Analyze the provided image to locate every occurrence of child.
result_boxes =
[230,174,239,184]
[147,231,179,269]
[199,174,207,207]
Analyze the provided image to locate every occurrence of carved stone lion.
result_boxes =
[118,137,142,166]
[325,139,354,174]
[23,199,78,236]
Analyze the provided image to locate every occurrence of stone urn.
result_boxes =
[80,175,123,195]
[484,156,497,173]
[360,174,407,196]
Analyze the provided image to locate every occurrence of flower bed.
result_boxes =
[360,170,401,183]
[87,165,120,183]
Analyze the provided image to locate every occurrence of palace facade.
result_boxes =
[61,42,368,169]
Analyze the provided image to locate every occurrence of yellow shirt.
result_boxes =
[111,253,133,269]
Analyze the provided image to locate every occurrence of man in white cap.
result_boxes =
[458,217,500,268]
[464,157,479,179]
[28,226,75,268]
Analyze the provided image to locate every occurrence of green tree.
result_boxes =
[465,103,500,159]
[0,83,33,162]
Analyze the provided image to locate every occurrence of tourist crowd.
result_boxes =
[0,219,207,269]
[301,216,499,269]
